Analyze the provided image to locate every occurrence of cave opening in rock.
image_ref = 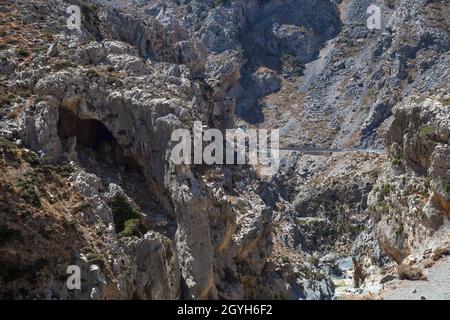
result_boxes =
[57,108,175,238]
[58,109,114,149]
[141,39,155,60]
[57,108,139,172]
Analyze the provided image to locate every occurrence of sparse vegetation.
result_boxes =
[0,258,49,283]
[307,255,320,266]
[0,137,15,152]
[106,75,123,87]
[17,49,30,58]
[392,145,404,166]
[378,201,389,214]
[6,39,19,45]
[57,162,74,177]
[17,173,41,207]
[87,253,105,268]
[382,183,391,196]
[79,1,99,12]
[109,195,143,237]
[0,92,17,106]
[86,68,99,78]
[282,53,305,76]
[53,60,77,71]
[420,125,436,138]
[23,151,40,166]
[0,0,448,300]
[424,176,432,194]
[121,218,141,237]
[395,223,404,238]
[234,200,248,215]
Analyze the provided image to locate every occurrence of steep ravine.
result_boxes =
[0,0,449,300]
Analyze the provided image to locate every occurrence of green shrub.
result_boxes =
[17,49,29,58]
[424,176,432,193]
[86,68,99,78]
[106,75,122,87]
[32,46,47,54]
[109,195,143,236]
[307,256,320,266]
[121,218,141,237]
[420,125,436,138]
[87,253,105,268]
[234,200,247,215]
[395,224,404,238]
[17,173,41,207]
[0,137,15,152]
[282,53,305,76]
[58,162,74,177]
[23,151,40,166]
[392,145,404,166]
[383,183,391,195]
[80,1,99,12]
[378,201,389,214]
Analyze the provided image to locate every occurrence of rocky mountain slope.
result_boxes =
[0,0,449,299]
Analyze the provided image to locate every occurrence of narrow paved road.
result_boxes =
[382,257,450,300]
[277,147,386,155]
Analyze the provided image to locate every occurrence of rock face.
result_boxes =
[0,0,332,300]
[17,3,224,298]
[0,0,449,300]
[354,94,449,274]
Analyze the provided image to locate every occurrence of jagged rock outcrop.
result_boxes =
[352,92,450,288]
[1,0,335,300]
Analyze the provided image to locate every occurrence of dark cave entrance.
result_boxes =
[57,108,139,172]
[56,109,175,236]
[57,109,114,150]
[140,38,156,60]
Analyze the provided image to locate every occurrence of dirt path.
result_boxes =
[381,258,450,300]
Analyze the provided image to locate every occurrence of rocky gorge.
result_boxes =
[0,0,448,300]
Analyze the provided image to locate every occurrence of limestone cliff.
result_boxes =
[0,0,449,300]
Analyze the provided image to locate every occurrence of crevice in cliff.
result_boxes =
[57,108,136,169]
[57,108,176,238]
[58,109,112,149]
[233,0,342,124]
